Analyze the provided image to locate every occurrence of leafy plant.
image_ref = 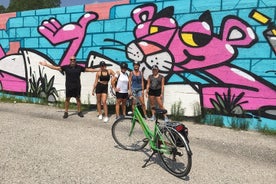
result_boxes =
[29,72,43,97]
[210,88,248,115]
[29,67,58,102]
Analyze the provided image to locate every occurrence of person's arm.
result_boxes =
[141,71,145,95]
[146,76,150,97]
[161,75,165,98]
[85,67,98,72]
[128,72,133,95]
[92,72,99,96]
[109,69,115,77]
[111,71,119,92]
[39,61,62,71]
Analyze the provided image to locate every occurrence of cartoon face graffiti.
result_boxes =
[127,3,256,78]
[126,3,276,118]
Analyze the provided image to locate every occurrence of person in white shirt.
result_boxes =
[111,62,129,119]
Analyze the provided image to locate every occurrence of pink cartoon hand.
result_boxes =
[38,12,98,44]
[38,12,98,65]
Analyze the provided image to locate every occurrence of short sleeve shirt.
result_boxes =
[149,74,163,90]
[115,72,129,93]
[61,65,85,89]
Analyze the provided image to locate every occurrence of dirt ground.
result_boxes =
[0,102,275,183]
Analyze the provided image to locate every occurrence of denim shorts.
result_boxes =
[132,89,143,97]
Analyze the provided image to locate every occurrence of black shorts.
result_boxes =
[148,88,161,97]
[116,92,128,99]
[66,87,81,98]
[96,82,108,94]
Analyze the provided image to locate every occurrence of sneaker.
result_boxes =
[63,112,68,119]
[115,116,120,120]
[98,114,103,120]
[127,111,133,115]
[78,111,84,117]
[103,116,109,123]
[149,116,156,121]
[164,116,170,122]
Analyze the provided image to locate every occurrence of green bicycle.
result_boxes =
[111,97,192,178]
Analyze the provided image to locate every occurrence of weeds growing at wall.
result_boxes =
[170,100,185,121]
[230,117,250,130]
[202,114,224,127]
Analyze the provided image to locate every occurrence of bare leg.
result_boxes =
[115,99,122,117]
[121,99,127,116]
[65,97,70,112]
[139,96,147,117]
[155,96,168,119]
[149,95,155,116]
[101,93,108,117]
[76,97,82,112]
[96,93,102,115]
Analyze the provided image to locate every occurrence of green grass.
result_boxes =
[257,125,276,135]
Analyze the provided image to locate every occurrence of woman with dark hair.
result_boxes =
[111,62,129,119]
[92,61,115,123]
[128,61,147,118]
[146,65,169,122]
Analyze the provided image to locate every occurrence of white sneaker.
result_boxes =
[164,116,170,122]
[98,114,103,120]
[103,116,109,123]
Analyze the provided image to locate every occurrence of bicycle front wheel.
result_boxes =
[157,126,192,177]
[111,117,148,151]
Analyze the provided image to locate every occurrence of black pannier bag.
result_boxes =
[166,122,189,146]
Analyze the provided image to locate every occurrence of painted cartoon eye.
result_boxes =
[150,26,171,35]
[150,26,159,34]
[181,32,212,47]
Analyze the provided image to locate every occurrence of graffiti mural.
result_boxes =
[115,3,275,119]
[0,1,275,127]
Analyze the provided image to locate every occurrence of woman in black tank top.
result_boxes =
[92,61,115,123]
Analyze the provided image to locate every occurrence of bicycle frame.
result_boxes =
[130,104,172,154]
[112,95,192,177]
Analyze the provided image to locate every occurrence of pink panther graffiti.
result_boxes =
[126,3,276,118]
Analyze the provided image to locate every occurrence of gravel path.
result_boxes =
[0,102,275,184]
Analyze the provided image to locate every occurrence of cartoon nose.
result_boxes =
[138,41,161,55]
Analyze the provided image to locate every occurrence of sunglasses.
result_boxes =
[70,59,76,61]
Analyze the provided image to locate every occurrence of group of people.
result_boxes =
[39,56,169,123]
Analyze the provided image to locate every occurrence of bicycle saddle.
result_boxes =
[152,107,167,115]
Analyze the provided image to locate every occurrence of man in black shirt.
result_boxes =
[40,56,97,118]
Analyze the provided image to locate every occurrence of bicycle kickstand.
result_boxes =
[142,150,157,168]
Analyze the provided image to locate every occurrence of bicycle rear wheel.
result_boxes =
[111,117,148,151]
[157,126,192,177]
